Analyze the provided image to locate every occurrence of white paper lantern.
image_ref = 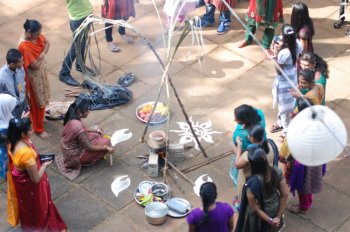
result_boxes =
[287,105,347,166]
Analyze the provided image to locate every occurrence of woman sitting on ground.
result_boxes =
[235,148,289,232]
[55,98,113,180]
[187,182,234,232]
[299,51,329,105]
[290,69,324,109]
[233,125,276,228]
[7,118,67,231]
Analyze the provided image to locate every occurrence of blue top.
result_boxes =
[232,108,266,151]
[0,64,26,106]
[187,202,234,232]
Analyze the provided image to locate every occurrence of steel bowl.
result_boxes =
[145,202,168,225]
[151,183,169,197]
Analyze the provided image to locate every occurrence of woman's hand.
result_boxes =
[105,145,114,152]
[272,217,280,227]
[289,89,301,98]
[42,160,53,167]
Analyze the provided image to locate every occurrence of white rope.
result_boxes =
[219,0,350,158]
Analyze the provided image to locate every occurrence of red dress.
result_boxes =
[247,0,284,26]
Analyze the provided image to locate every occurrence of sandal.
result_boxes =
[121,35,134,44]
[270,124,283,133]
[287,205,308,214]
[108,42,121,53]
[334,19,345,29]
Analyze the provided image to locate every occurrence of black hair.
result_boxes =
[291,2,315,38]
[234,104,261,129]
[23,19,42,33]
[63,98,91,126]
[298,98,314,112]
[315,54,329,79]
[248,125,269,154]
[199,182,217,225]
[299,69,315,84]
[248,148,279,196]
[300,51,316,66]
[6,48,22,65]
[281,24,297,65]
[300,51,329,79]
[8,118,31,152]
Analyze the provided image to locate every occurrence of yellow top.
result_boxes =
[7,146,37,226]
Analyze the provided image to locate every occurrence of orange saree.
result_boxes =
[18,35,50,134]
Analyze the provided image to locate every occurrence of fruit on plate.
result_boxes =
[137,102,169,123]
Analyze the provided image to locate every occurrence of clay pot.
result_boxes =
[148,131,166,150]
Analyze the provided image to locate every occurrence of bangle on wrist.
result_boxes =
[268,217,273,225]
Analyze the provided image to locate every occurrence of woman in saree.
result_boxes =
[18,19,51,139]
[299,51,329,105]
[7,118,67,231]
[55,98,113,180]
[235,148,289,232]
[233,125,275,228]
[0,94,17,179]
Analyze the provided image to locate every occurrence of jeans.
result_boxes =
[105,23,126,42]
[60,17,89,76]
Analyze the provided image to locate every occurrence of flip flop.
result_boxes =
[270,124,283,133]
[108,42,121,53]
[121,35,134,44]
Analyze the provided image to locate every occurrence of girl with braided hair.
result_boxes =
[187,182,234,232]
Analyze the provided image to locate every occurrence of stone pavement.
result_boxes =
[0,0,350,231]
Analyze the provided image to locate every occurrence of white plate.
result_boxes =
[167,198,191,217]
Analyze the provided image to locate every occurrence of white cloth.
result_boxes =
[0,94,17,129]
[164,0,196,18]
[272,42,303,114]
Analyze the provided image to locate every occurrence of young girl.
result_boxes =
[291,2,315,52]
[236,149,289,232]
[299,51,329,105]
[290,69,324,107]
[102,0,135,52]
[271,24,302,140]
[233,125,275,228]
[187,182,234,232]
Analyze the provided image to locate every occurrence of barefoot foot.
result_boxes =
[38,131,51,139]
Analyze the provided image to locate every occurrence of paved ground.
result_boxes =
[0,0,350,231]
